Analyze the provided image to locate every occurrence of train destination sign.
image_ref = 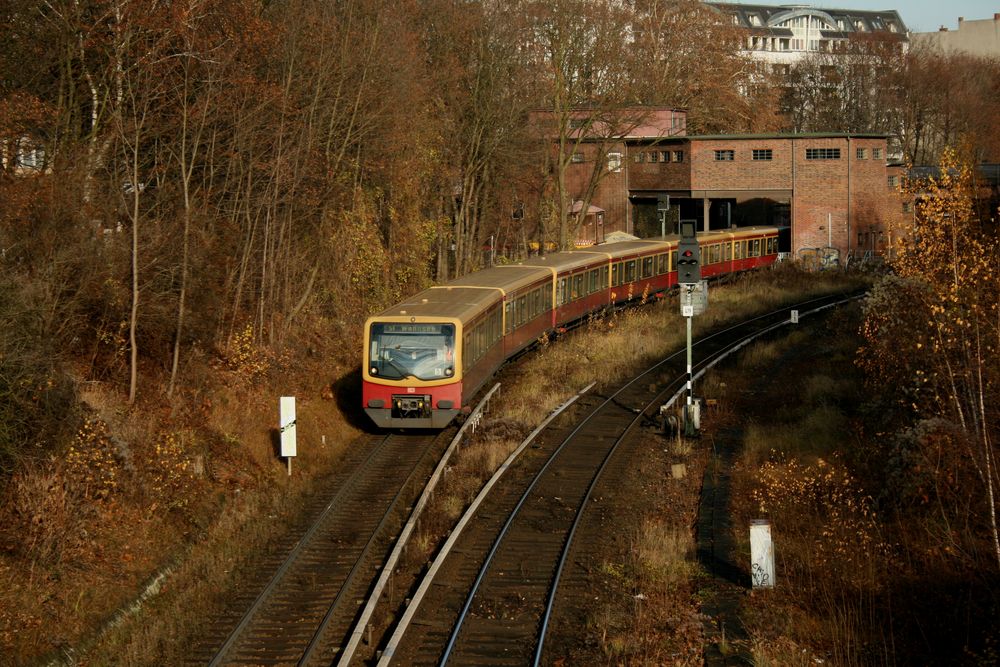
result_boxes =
[381,323,449,334]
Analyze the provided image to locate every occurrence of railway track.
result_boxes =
[190,429,447,666]
[369,292,860,666]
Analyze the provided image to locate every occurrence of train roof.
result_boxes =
[441,265,551,292]
[505,248,613,273]
[370,285,499,322]
[602,239,673,259]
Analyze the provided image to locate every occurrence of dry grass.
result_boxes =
[634,519,698,588]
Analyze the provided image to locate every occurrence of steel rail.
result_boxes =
[297,432,440,665]
[208,434,395,667]
[335,383,501,667]
[375,382,596,664]
[532,292,865,665]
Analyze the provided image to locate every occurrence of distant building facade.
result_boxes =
[707,3,908,70]
[913,14,1000,57]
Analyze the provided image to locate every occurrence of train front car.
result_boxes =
[363,313,462,429]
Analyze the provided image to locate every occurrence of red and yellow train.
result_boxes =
[363,226,783,428]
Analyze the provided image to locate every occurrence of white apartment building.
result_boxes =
[707,3,909,68]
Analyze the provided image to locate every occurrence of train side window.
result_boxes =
[656,253,667,274]
[724,243,732,261]
[504,301,513,334]
[710,244,720,264]
[544,282,553,307]
[589,268,598,293]
[516,295,525,326]
[734,242,743,260]
[601,265,609,287]
[463,331,472,370]
[625,260,636,282]
[670,250,677,270]
[557,278,567,306]
[752,239,761,256]
[573,273,584,299]
[642,256,654,278]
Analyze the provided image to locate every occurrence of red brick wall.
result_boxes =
[690,139,793,191]
[628,142,692,192]
[575,132,902,259]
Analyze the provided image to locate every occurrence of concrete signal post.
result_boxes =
[677,221,703,436]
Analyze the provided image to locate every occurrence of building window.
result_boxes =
[607,152,622,173]
[888,175,899,188]
[661,151,670,162]
[779,38,790,51]
[873,147,883,159]
[650,150,659,163]
[857,147,867,160]
[714,149,735,161]
[634,152,646,163]
[805,148,841,160]
[749,14,761,26]
[673,150,684,163]
[752,149,773,161]
[902,201,912,213]
[570,152,584,163]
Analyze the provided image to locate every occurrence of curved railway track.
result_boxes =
[192,430,447,666]
[373,293,861,666]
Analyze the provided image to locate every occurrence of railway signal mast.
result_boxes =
[677,221,702,436]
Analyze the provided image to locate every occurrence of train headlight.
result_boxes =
[445,368,453,376]
[371,367,378,375]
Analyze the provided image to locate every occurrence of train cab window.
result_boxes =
[624,260,636,282]
[370,322,456,380]
[670,250,677,270]
[642,256,654,278]
[657,253,668,274]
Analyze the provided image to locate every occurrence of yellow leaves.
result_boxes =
[66,418,120,501]
[226,323,269,381]
[751,454,889,575]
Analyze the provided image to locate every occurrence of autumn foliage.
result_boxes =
[859,148,1000,568]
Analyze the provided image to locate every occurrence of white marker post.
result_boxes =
[280,396,296,476]
[750,519,775,588]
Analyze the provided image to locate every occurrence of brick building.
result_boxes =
[561,111,902,259]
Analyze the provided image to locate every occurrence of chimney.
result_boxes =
[958,17,964,23]
[994,13,1000,21]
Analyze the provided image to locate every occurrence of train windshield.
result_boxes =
[368,323,456,381]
